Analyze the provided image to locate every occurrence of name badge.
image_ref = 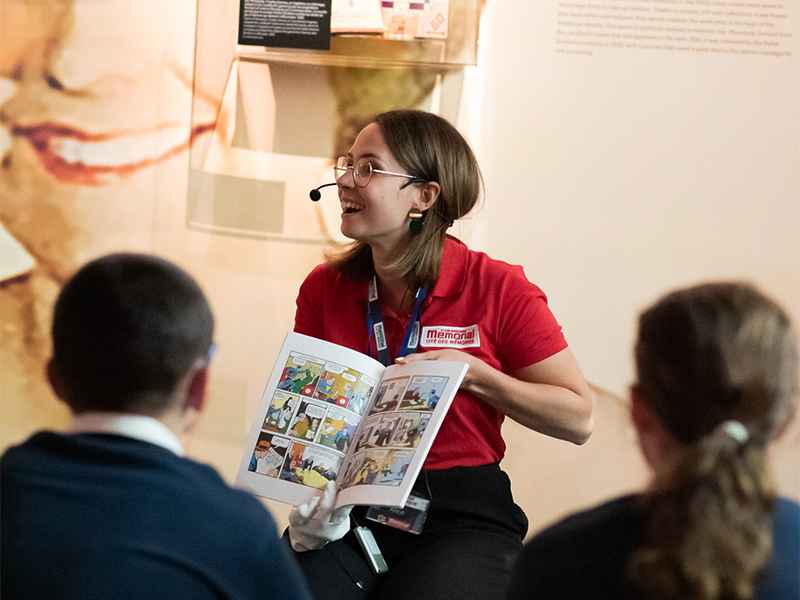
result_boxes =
[365,493,430,535]
[420,325,480,348]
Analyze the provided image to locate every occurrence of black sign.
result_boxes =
[239,0,332,50]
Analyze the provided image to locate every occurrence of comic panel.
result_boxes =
[346,374,376,416]
[287,400,327,443]
[339,448,390,489]
[312,362,362,407]
[337,454,361,489]
[276,352,325,398]
[246,432,290,478]
[317,406,359,454]
[390,412,430,449]
[368,376,410,415]
[398,374,449,411]
[373,449,415,486]
[353,413,403,452]
[262,390,300,435]
[280,442,343,489]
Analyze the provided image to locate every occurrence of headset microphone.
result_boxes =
[309,182,337,202]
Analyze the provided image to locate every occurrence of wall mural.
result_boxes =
[0,0,218,443]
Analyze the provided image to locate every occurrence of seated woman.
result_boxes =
[507,282,799,600]
[287,109,593,600]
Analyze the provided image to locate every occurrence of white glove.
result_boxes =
[288,481,353,552]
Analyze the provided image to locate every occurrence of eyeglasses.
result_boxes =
[334,156,426,189]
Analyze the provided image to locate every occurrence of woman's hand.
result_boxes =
[397,348,594,445]
[287,481,352,552]
[396,349,490,389]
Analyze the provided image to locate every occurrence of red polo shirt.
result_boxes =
[294,236,567,469]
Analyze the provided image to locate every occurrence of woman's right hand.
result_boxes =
[287,481,352,552]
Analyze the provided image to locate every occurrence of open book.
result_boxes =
[235,332,468,510]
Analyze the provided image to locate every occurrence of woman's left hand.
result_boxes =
[397,348,594,445]
[397,349,492,389]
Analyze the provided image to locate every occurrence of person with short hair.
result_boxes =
[507,282,800,600]
[1,253,312,600]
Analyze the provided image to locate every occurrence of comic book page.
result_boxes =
[332,362,466,509]
[235,332,384,507]
[234,332,468,510]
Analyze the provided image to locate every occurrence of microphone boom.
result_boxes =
[309,182,337,202]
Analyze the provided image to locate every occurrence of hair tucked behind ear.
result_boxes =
[327,110,482,288]
[628,282,798,600]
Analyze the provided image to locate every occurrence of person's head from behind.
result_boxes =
[48,253,215,424]
[629,281,798,600]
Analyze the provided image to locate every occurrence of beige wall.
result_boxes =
[471,0,799,534]
[477,2,799,389]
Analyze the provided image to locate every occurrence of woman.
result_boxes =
[288,109,593,600]
[507,282,800,600]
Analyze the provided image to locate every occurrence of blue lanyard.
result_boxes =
[366,275,428,367]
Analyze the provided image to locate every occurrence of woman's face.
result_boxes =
[336,123,424,256]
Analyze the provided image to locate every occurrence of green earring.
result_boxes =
[408,208,424,235]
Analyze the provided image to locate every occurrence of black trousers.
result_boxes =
[292,464,528,600]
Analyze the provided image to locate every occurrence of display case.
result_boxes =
[237,0,483,68]
[188,0,483,244]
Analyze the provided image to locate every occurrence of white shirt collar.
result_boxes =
[69,412,185,456]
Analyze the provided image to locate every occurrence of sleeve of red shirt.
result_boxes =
[496,264,568,372]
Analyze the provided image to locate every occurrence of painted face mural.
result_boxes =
[1,0,217,280]
[0,0,217,441]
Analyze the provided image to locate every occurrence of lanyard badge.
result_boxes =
[365,493,430,535]
[366,276,428,367]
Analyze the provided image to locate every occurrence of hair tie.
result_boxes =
[717,420,749,444]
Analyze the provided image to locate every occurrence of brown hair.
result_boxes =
[629,282,798,600]
[327,109,483,289]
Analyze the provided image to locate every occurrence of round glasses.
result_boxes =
[334,156,426,189]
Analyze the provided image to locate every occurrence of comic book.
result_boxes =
[234,332,468,510]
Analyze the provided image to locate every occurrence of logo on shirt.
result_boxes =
[420,325,481,348]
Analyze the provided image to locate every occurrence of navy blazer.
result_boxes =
[1,432,312,600]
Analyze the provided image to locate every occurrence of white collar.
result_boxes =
[69,412,185,456]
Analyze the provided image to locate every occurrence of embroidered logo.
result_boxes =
[420,325,481,348]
